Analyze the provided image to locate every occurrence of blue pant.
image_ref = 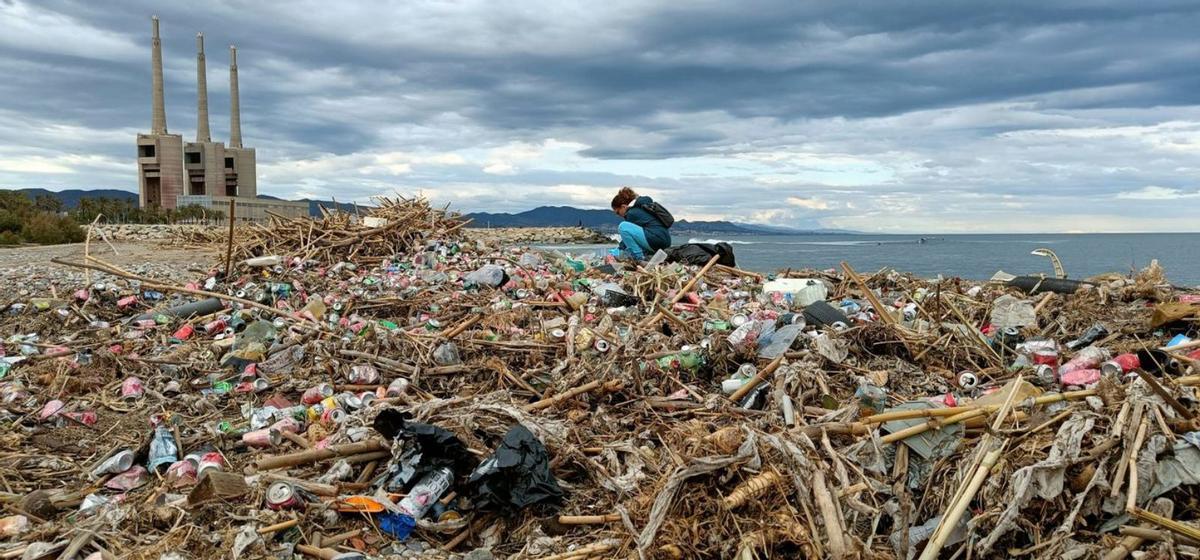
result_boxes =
[618,221,652,259]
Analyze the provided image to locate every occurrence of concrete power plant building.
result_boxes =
[136,16,306,222]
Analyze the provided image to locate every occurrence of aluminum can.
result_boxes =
[265,481,302,510]
[1101,353,1140,376]
[301,383,334,405]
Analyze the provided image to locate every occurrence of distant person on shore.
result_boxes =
[611,187,673,261]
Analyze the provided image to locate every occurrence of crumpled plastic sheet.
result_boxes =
[231,523,262,559]
[631,430,760,559]
[1055,459,1109,537]
[813,332,849,363]
[257,344,304,375]
[466,424,564,513]
[1150,431,1200,497]
[978,415,1095,553]
[598,443,647,495]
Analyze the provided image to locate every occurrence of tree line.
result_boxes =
[0,193,226,245]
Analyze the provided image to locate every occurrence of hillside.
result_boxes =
[7,188,363,218]
[464,205,809,234]
[4,190,851,233]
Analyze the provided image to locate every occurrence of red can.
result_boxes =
[121,376,145,399]
[301,383,334,405]
[62,410,98,426]
[1032,349,1059,368]
[1101,353,1140,376]
[270,417,302,434]
[197,452,224,478]
[172,324,194,340]
[265,481,302,510]
[117,295,139,308]
[320,407,345,424]
[242,428,281,448]
[203,319,227,335]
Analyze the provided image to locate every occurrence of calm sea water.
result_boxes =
[538,233,1200,286]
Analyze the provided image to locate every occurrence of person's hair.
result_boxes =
[611,187,637,210]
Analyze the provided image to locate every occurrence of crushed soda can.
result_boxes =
[348,364,380,384]
[270,417,302,434]
[62,410,98,426]
[164,460,198,487]
[105,466,150,491]
[384,378,409,397]
[120,376,145,399]
[91,449,135,479]
[196,452,224,478]
[301,383,335,405]
[265,481,304,510]
[116,295,139,308]
[39,399,66,420]
[203,318,227,335]
[235,378,270,393]
[171,324,194,341]
[320,407,346,424]
[1101,353,1140,376]
[243,428,281,448]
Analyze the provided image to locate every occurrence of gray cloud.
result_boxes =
[2,0,1199,232]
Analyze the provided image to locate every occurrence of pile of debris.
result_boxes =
[2,195,1200,560]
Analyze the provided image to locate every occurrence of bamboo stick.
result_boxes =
[254,439,387,471]
[557,513,622,525]
[295,544,338,560]
[524,380,621,412]
[918,448,1002,560]
[728,354,786,402]
[879,408,986,444]
[860,389,1096,424]
[258,518,299,534]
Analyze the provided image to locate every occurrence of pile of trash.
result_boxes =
[2,195,1200,559]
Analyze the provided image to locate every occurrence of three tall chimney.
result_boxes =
[229,46,242,148]
[150,16,167,134]
[195,33,211,142]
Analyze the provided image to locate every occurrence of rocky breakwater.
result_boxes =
[464,226,610,245]
[99,223,219,241]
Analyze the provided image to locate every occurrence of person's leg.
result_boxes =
[618,221,651,259]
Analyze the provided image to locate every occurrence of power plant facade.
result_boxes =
[136,16,303,221]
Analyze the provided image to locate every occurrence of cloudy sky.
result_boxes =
[2,1,1199,232]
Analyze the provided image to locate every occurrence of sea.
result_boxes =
[536,233,1200,286]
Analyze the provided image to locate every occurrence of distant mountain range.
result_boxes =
[4,189,852,234]
[463,206,853,234]
[8,188,361,218]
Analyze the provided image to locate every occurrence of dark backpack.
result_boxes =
[639,200,675,228]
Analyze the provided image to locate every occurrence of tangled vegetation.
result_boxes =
[0,192,225,245]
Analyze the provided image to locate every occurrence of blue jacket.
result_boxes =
[624,196,671,250]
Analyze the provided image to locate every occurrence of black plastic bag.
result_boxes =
[373,409,477,478]
[666,242,736,267]
[466,424,564,514]
[803,300,849,328]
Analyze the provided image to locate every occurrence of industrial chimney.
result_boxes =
[229,45,241,148]
[150,16,167,134]
[195,33,211,142]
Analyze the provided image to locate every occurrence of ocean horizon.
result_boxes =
[538,232,1200,286]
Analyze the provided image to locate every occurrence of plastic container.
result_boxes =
[763,278,828,308]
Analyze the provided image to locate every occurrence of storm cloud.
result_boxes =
[2,0,1199,232]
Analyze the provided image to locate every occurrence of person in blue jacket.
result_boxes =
[610,187,673,260]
